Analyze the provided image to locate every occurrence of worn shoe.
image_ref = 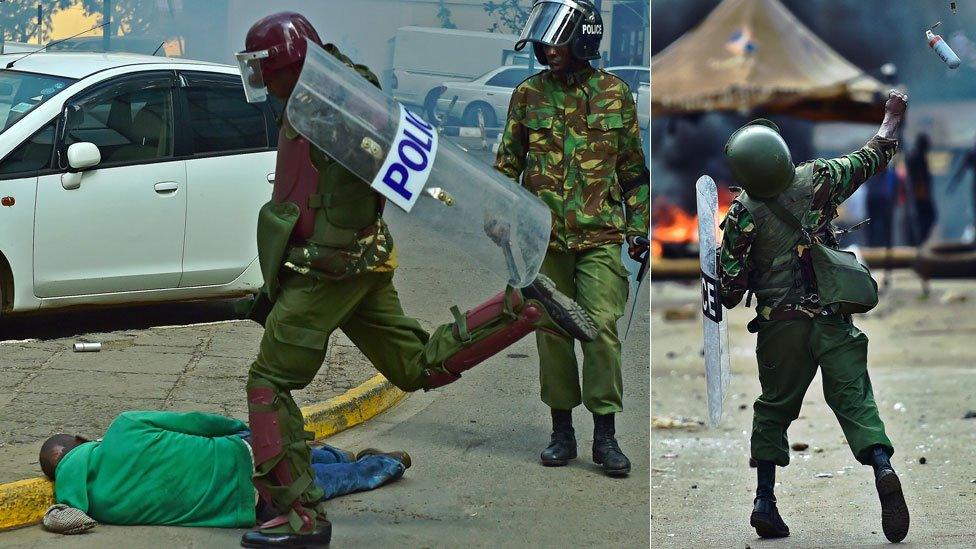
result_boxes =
[876,468,910,543]
[241,516,332,548]
[592,413,630,477]
[522,275,598,342]
[355,448,412,469]
[541,409,576,466]
[750,496,790,539]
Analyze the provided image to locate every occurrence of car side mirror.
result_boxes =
[61,142,101,190]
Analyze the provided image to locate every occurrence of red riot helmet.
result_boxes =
[235,12,322,103]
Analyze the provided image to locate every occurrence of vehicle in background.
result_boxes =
[0,42,41,55]
[431,64,648,129]
[430,65,541,129]
[0,52,276,316]
[47,36,175,56]
[389,26,521,113]
[637,81,649,130]
[605,65,650,96]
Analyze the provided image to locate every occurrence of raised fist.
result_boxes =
[885,90,908,117]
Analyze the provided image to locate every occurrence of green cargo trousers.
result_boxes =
[751,314,894,467]
[247,269,518,517]
[537,245,629,415]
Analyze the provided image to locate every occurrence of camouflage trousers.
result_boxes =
[247,269,521,531]
[536,245,630,415]
[751,315,893,467]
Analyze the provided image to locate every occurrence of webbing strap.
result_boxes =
[450,306,471,342]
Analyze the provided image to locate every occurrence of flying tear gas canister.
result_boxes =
[72,342,101,352]
[927,28,962,69]
[286,42,552,287]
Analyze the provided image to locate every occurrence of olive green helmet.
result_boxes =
[724,119,795,198]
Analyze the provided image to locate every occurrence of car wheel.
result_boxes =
[462,103,496,129]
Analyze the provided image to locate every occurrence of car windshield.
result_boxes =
[0,70,75,135]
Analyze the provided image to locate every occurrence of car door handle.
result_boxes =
[154,182,179,194]
[267,173,275,184]
[486,92,495,96]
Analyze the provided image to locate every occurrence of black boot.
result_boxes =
[523,275,599,342]
[869,446,910,543]
[591,413,630,477]
[241,511,332,548]
[540,409,577,466]
[750,460,789,539]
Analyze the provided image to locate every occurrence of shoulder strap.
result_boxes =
[757,197,804,232]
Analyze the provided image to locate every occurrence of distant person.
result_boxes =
[865,164,898,247]
[39,411,409,529]
[906,133,936,243]
[718,91,910,543]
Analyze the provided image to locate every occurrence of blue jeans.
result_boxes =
[237,432,405,501]
[310,444,405,500]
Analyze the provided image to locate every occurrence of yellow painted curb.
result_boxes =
[0,373,405,532]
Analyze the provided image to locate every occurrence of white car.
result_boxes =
[0,52,277,316]
[432,65,541,129]
[433,64,648,129]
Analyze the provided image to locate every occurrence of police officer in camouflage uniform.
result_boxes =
[235,12,599,547]
[718,90,911,543]
[496,0,649,477]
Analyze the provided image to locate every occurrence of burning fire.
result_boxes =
[652,185,732,258]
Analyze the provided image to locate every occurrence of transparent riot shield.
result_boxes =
[696,175,732,427]
[286,42,551,288]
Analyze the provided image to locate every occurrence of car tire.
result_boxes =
[462,103,496,129]
[914,241,976,279]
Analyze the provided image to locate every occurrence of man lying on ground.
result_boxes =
[38,410,409,528]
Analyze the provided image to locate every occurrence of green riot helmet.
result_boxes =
[724,119,795,198]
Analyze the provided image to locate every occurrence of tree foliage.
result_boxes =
[1,0,74,44]
[483,0,530,34]
[437,0,457,29]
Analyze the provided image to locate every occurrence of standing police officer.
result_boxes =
[718,91,910,543]
[235,12,599,547]
[496,0,649,477]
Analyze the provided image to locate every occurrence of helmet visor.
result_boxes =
[235,49,270,103]
[515,1,584,51]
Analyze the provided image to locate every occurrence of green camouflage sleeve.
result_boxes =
[617,88,649,237]
[494,85,529,182]
[823,136,898,206]
[718,202,756,309]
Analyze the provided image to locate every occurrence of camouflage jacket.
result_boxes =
[719,136,897,320]
[494,65,649,252]
[282,44,398,280]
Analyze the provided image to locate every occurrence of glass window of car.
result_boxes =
[186,84,268,154]
[485,68,538,89]
[0,121,56,177]
[0,71,75,135]
[63,76,175,166]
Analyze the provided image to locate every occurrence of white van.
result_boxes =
[389,26,519,112]
[0,52,277,316]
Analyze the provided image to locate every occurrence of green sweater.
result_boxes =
[55,411,256,527]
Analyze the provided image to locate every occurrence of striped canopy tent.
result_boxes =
[652,0,886,123]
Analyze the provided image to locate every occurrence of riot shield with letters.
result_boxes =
[285,42,551,288]
[697,175,731,427]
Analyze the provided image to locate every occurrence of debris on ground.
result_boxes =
[739,404,748,410]
[791,442,809,451]
[652,415,705,430]
[661,453,680,459]
[72,342,102,352]
[963,410,976,419]
[691,484,698,489]
[815,472,834,478]
[666,351,678,359]
[663,304,698,321]
[919,457,928,464]
[940,291,969,305]
[893,402,907,412]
